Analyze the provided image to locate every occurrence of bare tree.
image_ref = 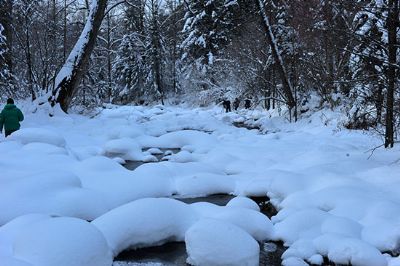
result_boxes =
[256,0,296,113]
[384,0,399,148]
[49,0,109,112]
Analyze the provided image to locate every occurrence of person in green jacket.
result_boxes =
[0,98,24,137]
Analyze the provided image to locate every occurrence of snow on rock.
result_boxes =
[8,128,66,147]
[0,256,33,266]
[21,142,68,155]
[192,202,274,242]
[226,196,260,212]
[0,214,50,257]
[185,219,259,266]
[2,104,400,266]
[73,157,174,208]
[12,217,112,266]
[92,198,198,255]
[107,125,144,139]
[314,234,387,266]
[103,137,146,161]
[138,130,217,151]
[93,197,273,264]
[167,150,197,163]
[0,172,107,225]
[174,173,235,197]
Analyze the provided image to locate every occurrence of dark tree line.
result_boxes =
[0,0,399,146]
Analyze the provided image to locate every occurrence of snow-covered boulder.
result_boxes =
[185,219,259,266]
[92,198,198,255]
[192,202,274,242]
[226,196,260,212]
[11,217,112,266]
[9,128,66,147]
[0,172,107,225]
[103,137,146,161]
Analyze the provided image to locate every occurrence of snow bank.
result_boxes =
[92,198,198,255]
[174,173,235,196]
[0,172,107,225]
[226,196,260,211]
[2,104,399,266]
[9,128,66,147]
[185,219,259,266]
[1,215,112,266]
[103,137,154,161]
[92,196,273,265]
[192,202,274,241]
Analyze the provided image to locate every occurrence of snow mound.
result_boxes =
[185,219,259,266]
[174,173,235,197]
[103,138,146,161]
[315,234,387,266]
[0,172,107,225]
[226,196,260,212]
[0,256,33,266]
[192,202,274,242]
[8,128,66,147]
[93,197,273,264]
[12,217,112,266]
[92,198,198,255]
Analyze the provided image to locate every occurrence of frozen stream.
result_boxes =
[116,145,284,266]
[112,193,285,266]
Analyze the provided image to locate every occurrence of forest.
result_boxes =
[1,1,400,266]
[0,0,399,147]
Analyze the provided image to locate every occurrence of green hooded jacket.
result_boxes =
[0,104,24,132]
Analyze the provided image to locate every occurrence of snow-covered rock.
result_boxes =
[185,219,259,266]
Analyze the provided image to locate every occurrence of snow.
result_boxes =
[226,196,260,211]
[92,198,198,255]
[0,215,112,266]
[1,103,400,265]
[92,197,272,262]
[54,0,99,91]
[185,219,259,266]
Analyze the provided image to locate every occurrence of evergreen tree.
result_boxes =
[180,0,239,89]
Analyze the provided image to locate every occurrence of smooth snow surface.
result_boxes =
[1,103,400,265]
[185,219,259,266]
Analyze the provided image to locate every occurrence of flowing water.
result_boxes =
[114,142,285,266]
[112,193,285,266]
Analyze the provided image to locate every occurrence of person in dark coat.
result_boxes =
[233,98,240,110]
[0,98,24,137]
[244,99,251,109]
[222,100,231,113]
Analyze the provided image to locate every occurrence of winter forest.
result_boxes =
[1,0,400,266]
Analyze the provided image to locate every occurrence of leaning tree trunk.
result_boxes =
[256,0,296,111]
[49,0,108,113]
[384,0,399,148]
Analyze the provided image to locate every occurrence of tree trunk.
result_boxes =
[0,0,13,73]
[256,0,296,110]
[150,0,164,104]
[49,0,108,112]
[384,0,399,148]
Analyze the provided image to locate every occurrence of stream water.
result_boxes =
[113,144,285,266]
[112,192,285,266]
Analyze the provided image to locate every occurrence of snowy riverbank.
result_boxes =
[1,104,400,266]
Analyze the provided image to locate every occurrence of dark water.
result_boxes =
[117,144,284,265]
[113,194,285,266]
[114,240,285,266]
[124,148,181,171]
[232,121,261,131]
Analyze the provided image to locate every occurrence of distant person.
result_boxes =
[222,100,231,113]
[244,99,251,109]
[233,98,240,110]
[0,98,24,137]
